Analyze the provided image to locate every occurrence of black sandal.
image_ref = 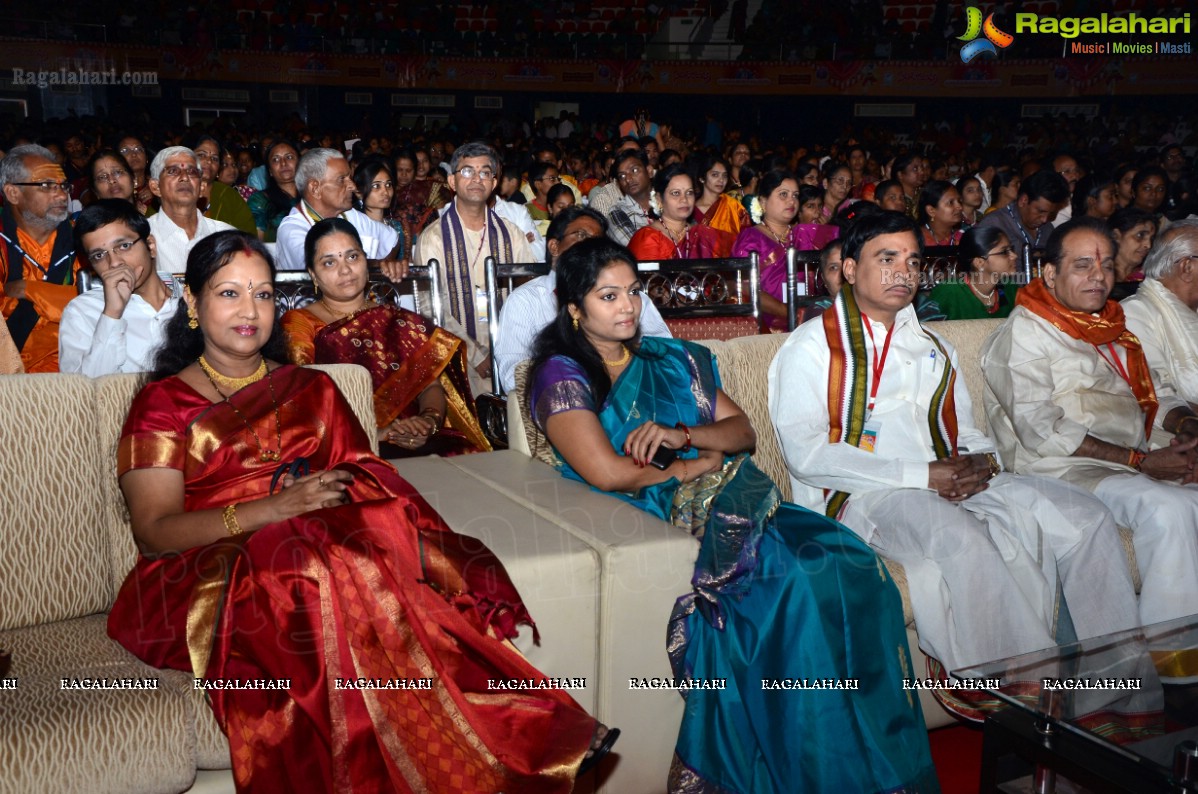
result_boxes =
[579,727,620,775]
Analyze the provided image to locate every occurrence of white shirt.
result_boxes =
[1049,202,1073,229]
[494,270,673,392]
[768,304,994,512]
[586,181,623,216]
[58,281,182,376]
[275,204,399,271]
[980,304,1186,490]
[147,211,236,275]
[1123,277,1198,401]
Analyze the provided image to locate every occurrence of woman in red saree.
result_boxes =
[108,230,611,793]
[390,149,449,259]
[281,218,489,459]
[627,165,722,262]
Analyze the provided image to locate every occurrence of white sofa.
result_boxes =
[1,319,1138,793]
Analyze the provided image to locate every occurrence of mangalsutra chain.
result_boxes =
[199,361,283,462]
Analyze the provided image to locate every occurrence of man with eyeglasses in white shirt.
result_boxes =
[0,143,79,372]
[146,147,236,275]
[493,206,671,392]
[274,147,402,275]
[60,199,179,376]
[414,141,532,394]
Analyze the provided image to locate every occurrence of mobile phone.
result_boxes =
[649,445,678,470]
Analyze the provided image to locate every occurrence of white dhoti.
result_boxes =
[841,474,1140,674]
[1093,472,1198,626]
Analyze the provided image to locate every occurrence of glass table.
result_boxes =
[955,615,1198,793]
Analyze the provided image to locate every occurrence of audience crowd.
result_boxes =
[3,99,1198,789]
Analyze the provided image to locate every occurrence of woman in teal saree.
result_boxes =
[527,237,940,794]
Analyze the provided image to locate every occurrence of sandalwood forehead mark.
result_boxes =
[30,164,66,181]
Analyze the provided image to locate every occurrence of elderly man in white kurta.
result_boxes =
[1122,219,1198,404]
[981,217,1198,630]
[769,212,1139,682]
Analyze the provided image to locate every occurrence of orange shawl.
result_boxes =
[1016,278,1158,436]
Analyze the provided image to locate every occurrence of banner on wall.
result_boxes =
[0,41,1195,97]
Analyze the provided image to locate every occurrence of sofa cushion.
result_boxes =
[390,454,601,712]
[0,615,197,793]
[0,374,111,629]
[924,319,1003,431]
[93,373,145,602]
[443,450,698,794]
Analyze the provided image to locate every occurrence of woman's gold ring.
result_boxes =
[318,476,326,487]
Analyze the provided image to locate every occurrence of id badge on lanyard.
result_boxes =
[474,286,489,324]
[859,317,895,454]
[860,418,882,453]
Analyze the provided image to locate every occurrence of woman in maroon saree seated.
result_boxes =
[108,230,614,793]
[281,218,490,459]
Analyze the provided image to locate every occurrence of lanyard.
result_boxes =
[1004,204,1032,249]
[0,229,71,281]
[863,315,896,417]
[1096,343,1133,391]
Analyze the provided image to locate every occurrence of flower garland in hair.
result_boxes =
[749,196,763,224]
[648,189,661,217]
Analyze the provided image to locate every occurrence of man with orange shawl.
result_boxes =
[982,217,1198,641]
[0,144,78,372]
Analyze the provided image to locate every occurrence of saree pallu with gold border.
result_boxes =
[693,195,750,258]
[108,366,592,793]
[283,305,490,458]
[532,338,938,793]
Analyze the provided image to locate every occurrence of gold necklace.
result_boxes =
[198,361,284,462]
[661,220,687,242]
[320,297,369,320]
[762,221,791,246]
[602,345,631,367]
[198,355,267,392]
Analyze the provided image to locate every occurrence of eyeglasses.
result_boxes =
[616,166,644,182]
[86,238,144,264]
[161,165,201,180]
[986,246,1016,258]
[11,181,70,193]
[454,166,495,181]
[562,228,597,243]
[93,169,128,185]
[119,146,144,156]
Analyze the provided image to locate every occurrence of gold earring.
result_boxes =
[572,316,579,331]
[187,306,199,330]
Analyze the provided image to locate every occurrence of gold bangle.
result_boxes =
[679,460,688,483]
[421,409,442,433]
[222,504,243,536]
